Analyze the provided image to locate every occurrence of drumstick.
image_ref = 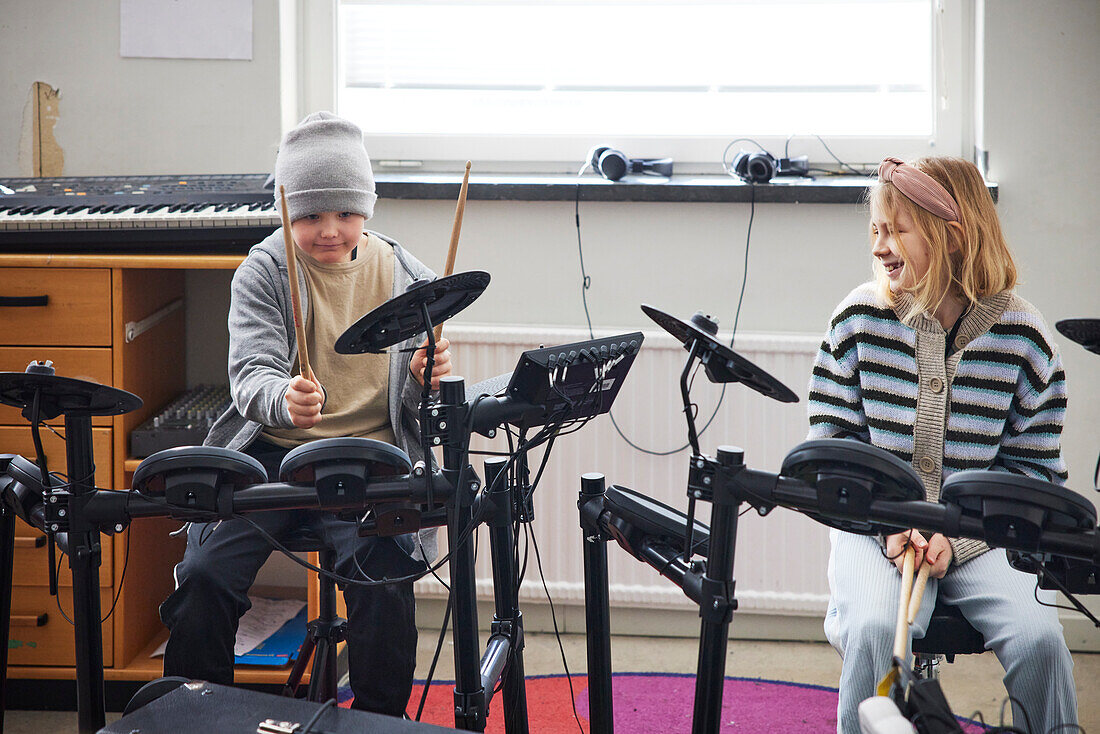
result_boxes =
[431,161,472,343]
[907,562,931,625]
[876,543,916,698]
[893,545,916,660]
[278,185,312,382]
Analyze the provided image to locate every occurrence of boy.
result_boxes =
[159,112,451,716]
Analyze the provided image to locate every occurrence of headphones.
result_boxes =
[728,148,810,183]
[730,149,779,183]
[587,146,674,181]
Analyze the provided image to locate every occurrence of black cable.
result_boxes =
[1031,574,1094,617]
[100,526,131,623]
[414,594,452,722]
[1000,695,1035,734]
[237,513,446,589]
[419,534,451,593]
[721,137,771,174]
[731,182,755,337]
[575,182,594,336]
[234,400,553,590]
[878,529,929,567]
[299,697,336,734]
[574,169,765,457]
[528,518,585,734]
[783,133,870,176]
[53,552,74,625]
[910,707,990,732]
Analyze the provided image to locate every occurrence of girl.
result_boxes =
[807,156,1077,733]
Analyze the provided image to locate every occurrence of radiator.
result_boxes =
[413,324,831,616]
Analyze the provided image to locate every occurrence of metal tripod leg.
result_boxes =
[283,548,346,702]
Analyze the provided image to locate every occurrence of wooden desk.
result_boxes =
[1,253,308,687]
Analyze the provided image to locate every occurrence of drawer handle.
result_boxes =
[0,295,49,307]
[15,535,47,549]
[11,613,49,627]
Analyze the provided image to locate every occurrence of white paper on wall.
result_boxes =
[120,0,253,60]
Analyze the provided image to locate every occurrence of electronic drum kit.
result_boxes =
[0,269,1097,734]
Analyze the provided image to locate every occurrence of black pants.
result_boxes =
[159,439,423,717]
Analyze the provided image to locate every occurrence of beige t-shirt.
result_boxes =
[263,233,397,448]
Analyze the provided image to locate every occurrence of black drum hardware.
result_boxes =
[0,362,143,734]
[0,271,644,733]
[334,271,643,732]
[1056,318,1100,356]
[578,305,1100,734]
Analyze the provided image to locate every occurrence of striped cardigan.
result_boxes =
[807,283,1068,565]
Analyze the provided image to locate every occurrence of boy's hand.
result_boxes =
[886,529,928,573]
[410,337,451,390]
[286,373,324,428]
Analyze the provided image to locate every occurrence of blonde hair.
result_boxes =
[867,156,1017,323]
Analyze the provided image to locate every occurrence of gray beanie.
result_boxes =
[274,111,378,222]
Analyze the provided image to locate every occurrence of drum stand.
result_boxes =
[409,313,531,733]
[0,485,13,734]
[0,409,111,733]
[579,340,757,734]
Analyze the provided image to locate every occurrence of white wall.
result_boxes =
[1,2,1097,596]
[0,0,282,175]
[979,2,1100,490]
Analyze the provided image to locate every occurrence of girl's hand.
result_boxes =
[410,337,452,390]
[923,533,953,578]
[886,529,928,573]
[286,373,324,428]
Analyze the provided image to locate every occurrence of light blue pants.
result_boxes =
[824,530,1077,734]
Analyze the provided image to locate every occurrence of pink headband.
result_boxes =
[877,157,960,222]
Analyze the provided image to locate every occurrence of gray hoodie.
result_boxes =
[204,227,438,556]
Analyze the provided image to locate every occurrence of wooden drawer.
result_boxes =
[0,268,112,346]
[8,585,114,667]
[12,531,114,587]
[0,346,113,427]
[0,426,113,489]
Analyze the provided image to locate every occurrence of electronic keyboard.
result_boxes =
[0,174,280,252]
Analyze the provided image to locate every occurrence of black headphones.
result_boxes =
[730,149,779,183]
[587,146,674,181]
[727,146,809,183]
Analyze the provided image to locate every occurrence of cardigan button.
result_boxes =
[929,377,944,393]
[918,456,936,473]
[954,335,967,350]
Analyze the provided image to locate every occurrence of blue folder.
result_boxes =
[234,607,308,666]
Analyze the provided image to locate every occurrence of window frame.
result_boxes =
[285,0,975,173]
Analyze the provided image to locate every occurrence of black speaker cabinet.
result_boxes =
[98,681,456,733]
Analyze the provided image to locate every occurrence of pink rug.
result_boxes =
[339,672,984,732]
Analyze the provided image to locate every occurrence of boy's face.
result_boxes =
[290,211,366,263]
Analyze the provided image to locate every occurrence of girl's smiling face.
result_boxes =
[870,199,931,293]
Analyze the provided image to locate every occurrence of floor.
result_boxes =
[5,632,1097,733]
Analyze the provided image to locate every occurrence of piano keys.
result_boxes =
[0,174,281,253]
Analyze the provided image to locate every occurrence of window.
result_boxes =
[293,0,971,171]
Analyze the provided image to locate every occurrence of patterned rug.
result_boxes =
[337,672,984,732]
